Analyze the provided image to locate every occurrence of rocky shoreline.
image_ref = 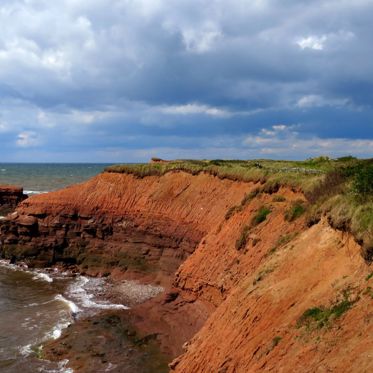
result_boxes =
[42,270,170,373]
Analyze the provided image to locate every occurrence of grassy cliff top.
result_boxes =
[106,156,373,261]
[105,156,368,192]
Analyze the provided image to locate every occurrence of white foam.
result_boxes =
[51,322,69,340]
[37,359,74,373]
[67,276,128,311]
[54,294,80,314]
[33,272,53,283]
[19,344,32,357]
[24,190,48,196]
[0,259,18,270]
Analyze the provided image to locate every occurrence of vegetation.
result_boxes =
[105,158,330,192]
[273,195,286,202]
[285,200,306,222]
[297,289,357,329]
[251,206,271,226]
[106,156,373,260]
[366,272,373,281]
[235,225,250,250]
[253,267,274,285]
[305,158,373,261]
[267,232,299,256]
[225,188,261,220]
[271,336,282,348]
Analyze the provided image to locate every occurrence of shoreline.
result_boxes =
[0,259,169,373]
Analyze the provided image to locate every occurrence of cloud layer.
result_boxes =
[0,0,372,161]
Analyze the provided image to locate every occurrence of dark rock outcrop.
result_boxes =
[0,185,27,215]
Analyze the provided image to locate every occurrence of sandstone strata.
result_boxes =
[0,171,372,372]
[0,185,27,214]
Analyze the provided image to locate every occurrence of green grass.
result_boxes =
[297,290,357,329]
[285,200,306,222]
[104,158,333,193]
[251,206,271,226]
[366,272,373,281]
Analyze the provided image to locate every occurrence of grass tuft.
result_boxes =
[285,200,306,222]
[251,206,271,226]
[297,290,357,329]
[235,225,250,250]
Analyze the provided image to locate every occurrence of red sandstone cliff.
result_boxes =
[0,185,27,214]
[0,171,372,372]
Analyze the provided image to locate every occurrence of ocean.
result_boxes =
[0,163,127,372]
[0,163,110,194]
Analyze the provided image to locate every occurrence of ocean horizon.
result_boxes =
[0,163,113,194]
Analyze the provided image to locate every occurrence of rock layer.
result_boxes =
[0,171,372,372]
[0,185,27,215]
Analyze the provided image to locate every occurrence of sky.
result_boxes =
[0,0,372,162]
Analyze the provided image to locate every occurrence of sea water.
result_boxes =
[0,263,128,373]
[0,164,126,372]
[0,163,110,194]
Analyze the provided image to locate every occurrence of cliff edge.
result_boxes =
[0,159,372,372]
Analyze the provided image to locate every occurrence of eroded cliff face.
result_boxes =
[0,171,371,372]
[0,185,27,215]
[171,222,373,373]
[0,172,252,284]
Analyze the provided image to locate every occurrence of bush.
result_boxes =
[353,163,373,197]
[285,201,306,222]
[305,170,345,204]
[251,206,271,226]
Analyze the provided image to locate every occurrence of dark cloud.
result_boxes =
[0,0,372,162]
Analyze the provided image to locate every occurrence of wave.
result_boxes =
[0,260,54,283]
[67,276,128,311]
[54,294,80,314]
[24,190,48,196]
[32,272,54,283]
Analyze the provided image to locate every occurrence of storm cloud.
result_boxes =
[0,0,372,161]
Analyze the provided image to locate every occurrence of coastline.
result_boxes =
[0,259,169,373]
[1,160,372,373]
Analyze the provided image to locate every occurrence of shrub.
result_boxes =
[353,163,373,197]
[251,206,271,226]
[285,201,306,222]
[273,195,286,202]
[235,225,250,250]
[305,170,345,204]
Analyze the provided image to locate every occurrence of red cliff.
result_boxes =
[1,171,372,372]
[0,185,27,214]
